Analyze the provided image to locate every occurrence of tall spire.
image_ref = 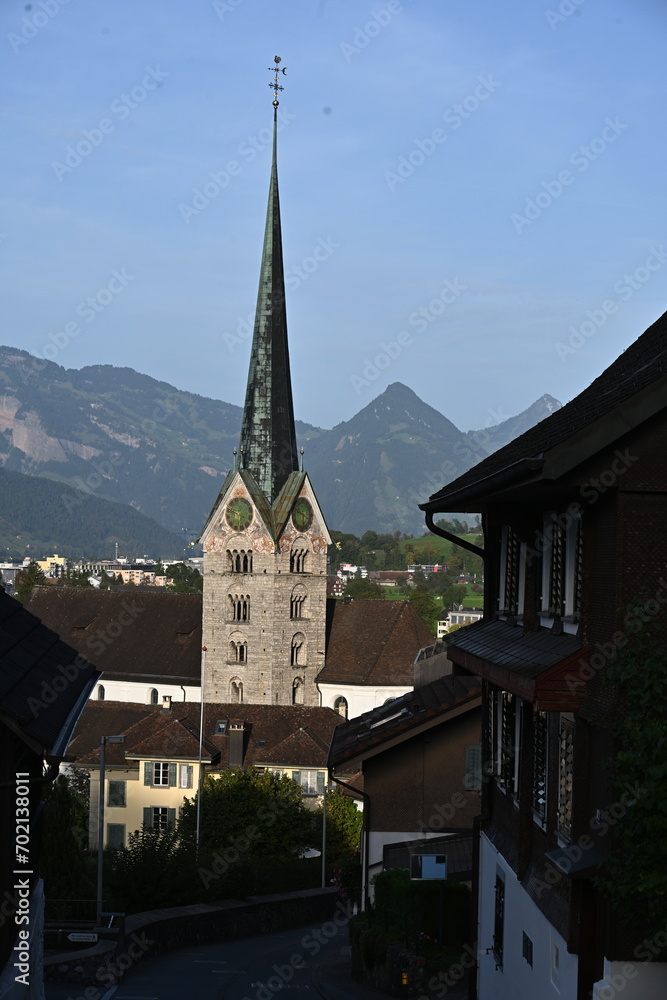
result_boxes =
[238,56,298,504]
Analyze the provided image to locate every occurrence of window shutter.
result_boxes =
[464,745,482,791]
[167,808,176,830]
[144,762,152,786]
[292,770,301,787]
[317,772,325,794]
[186,765,193,788]
[143,807,152,829]
[168,763,177,787]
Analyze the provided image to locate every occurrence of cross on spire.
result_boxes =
[268,55,286,108]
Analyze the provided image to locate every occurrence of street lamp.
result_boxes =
[321,783,337,889]
[97,734,126,926]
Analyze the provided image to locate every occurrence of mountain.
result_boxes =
[0,347,560,538]
[0,467,184,560]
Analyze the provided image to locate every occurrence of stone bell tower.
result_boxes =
[200,58,331,706]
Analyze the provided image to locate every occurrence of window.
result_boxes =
[292,770,325,795]
[498,526,521,616]
[464,745,482,791]
[149,688,158,705]
[107,780,126,807]
[143,806,175,832]
[493,691,520,797]
[107,824,125,849]
[522,932,533,967]
[229,593,250,621]
[334,696,348,719]
[290,587,307,619]
[532,711,548,824]
[290,632,306,666]
[228,639,247,663]
[290,546,308,573]
[230,678,243,703]
[493,871,505,966]
[144,762,176,787]
[227,549,253,573]
[541,511,582,625]
[179,764,193,789]
[292,677,304,704]
[557,714,574,840]
[97,685,105,701]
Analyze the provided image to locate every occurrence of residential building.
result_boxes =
[330,675,482,899]
[67,700,344,847]
[0,590,98,998]
[419,312,667,1000]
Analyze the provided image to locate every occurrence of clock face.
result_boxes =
[292,498,313,531]
[225,497,253,531]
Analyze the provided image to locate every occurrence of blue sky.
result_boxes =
[2,0,666,432]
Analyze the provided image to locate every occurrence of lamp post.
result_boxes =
[321,783,337,889]
[97,734,126,926]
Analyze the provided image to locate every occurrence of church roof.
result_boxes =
[318,598,435,686]
[238,107,299,504]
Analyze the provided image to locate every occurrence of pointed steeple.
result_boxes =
[238,57,298,504]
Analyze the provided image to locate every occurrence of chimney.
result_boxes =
[162,696,172,713]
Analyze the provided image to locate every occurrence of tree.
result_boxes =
[179,769,314,859]
[166,562,203,593]
[40,774,95,918]
[597,620,667,936]
[343,578,383,600]
[441,584,467,609]
[408,591,440,634]
[14,561,45,602]
[315,788,363,864]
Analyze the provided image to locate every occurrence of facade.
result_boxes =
[0,590,98,999]
[420,311,667,1000]
[199,78,331,708]
[330,675,482,897]
[68,700,343,847]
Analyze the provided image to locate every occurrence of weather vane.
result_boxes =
[268,55,287,108]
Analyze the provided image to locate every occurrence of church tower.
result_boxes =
[200,58,331,706]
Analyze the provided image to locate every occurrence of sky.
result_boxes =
[2,0,666,433]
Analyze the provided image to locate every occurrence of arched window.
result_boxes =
[291,632,306,666]
[228,593,250,621]
[227,550,253,574]
[228,637,247,663]
[97,685,105,701]
[334,696,348,719]
[230,678,243,703]
[147,688,158,705]
[292,677,304,705]
[290,585,307,619]
[290,545,308,573]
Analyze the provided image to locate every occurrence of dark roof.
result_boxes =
[318,599,435,686]
[68,700,344,770]
[25,588,202,683]
[0,589,99,758]
[446,619,579,678]
[422,309,667,510]
[330,674,481,767]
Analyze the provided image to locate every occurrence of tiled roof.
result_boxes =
[68,700,344,770]
[318,599,434,685]
[446,618,579,678]
[330,674,481,766]
[25,588,202,683]
[422,309,667,509]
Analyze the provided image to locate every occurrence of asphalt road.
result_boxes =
[44,918,385,1000]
